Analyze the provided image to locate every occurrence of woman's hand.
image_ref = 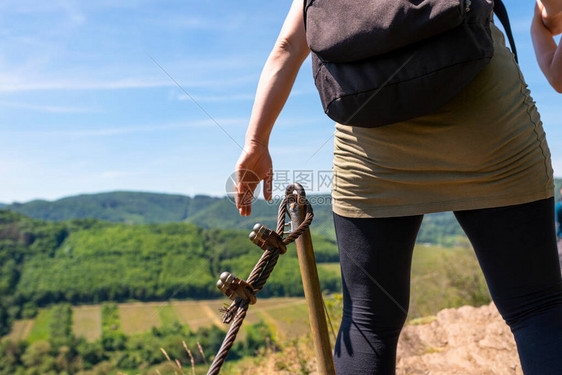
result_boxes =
[234,140,273,216]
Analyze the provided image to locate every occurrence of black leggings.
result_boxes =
[333,198,562,375]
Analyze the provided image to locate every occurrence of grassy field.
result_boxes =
[119,302,164,334]
[72,305,101,341]
[5,319,34,343]
[26,308,53,342]
[318,262,340,275]
[4,244,489,347]
[5,297,313,343]
[261,300,310,340]
[158,303,180,326]
[173,300,210,324]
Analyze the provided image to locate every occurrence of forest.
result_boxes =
[0,210,340,339]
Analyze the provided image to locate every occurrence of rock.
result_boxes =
[246,302,524,374]
[396,302,522,375]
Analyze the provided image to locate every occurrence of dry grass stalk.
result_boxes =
[160,348,172,362]
[160,347,185,375]
[175,359,185,374]
[197,341,207,364]
[183,341,196,375]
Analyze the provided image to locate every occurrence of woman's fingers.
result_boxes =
[234,144,273,216]
[235,167,260,216]
[236,184,254,216]
[264,168,273,202]
[238,188,255,216]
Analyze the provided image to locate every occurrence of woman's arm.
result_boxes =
[235,0,310,216]
[537,0,562,34]
[532,0,562,92]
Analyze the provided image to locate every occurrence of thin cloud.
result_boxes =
[0,1,85,26]
[142,15,243,32]
[3,118,248,138]
[0,72,259,93]
[177,93,255,102]
[0,101,96,113]
[0,78,174,92]
[101,170,141,179]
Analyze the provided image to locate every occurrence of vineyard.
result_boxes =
[5,297,310,345]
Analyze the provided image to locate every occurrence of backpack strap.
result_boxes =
[493,0,518,63]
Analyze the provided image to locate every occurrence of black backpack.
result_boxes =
[304,0,518,128]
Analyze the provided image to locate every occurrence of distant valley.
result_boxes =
[3,179,561,251]
[0,189,494,245]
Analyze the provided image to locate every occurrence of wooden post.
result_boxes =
[287,194,336,375]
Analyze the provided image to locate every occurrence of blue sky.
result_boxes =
[0,0,560,203]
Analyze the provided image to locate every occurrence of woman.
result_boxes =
[234,1,562,374]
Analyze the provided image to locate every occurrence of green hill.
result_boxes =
[4,191,464,244]
[4,178,561,246]
[6,191,198,223]
[4,191,335,233]
[0,210,340,338]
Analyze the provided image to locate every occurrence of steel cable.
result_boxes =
[206,183,313,375]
